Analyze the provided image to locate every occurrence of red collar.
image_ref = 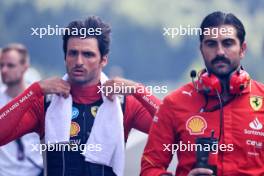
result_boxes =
[70,83,101,104]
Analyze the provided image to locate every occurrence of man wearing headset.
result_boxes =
[140,11,264,176]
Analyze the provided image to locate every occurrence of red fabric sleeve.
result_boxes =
[133,84,161,117]
[124,95,153,138]
[140,96,175,176]
[123,85,161,139]
[0,82,44,145]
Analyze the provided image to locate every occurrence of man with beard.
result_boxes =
[0,16,160,176]
[140,11,264,176]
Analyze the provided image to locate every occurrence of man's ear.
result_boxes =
[101,55,108,67]
[239,42,247,58]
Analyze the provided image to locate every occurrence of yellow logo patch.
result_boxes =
[70,122,80,137]
[91,106,99,118]
[250,96,263,111]
[186,116,207,135]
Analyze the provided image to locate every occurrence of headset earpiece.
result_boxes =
[196,67,250,96]
[229,68,250,94]
[197,69,222,96]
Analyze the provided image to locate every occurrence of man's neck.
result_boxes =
[70,82,101,104]
[219,77,232,101]
[69,76,100,88]
[5,81,26,98]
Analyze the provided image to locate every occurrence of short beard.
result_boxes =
[69,77,92,85]
[3,79,21,87]
[207,65,238,79]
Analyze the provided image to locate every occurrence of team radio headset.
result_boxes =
[189,66,250,176]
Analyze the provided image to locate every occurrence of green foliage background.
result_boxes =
[0,0,263,84]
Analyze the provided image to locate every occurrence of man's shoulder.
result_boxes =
[0,91,10,107]
[164,82,196,104]
[0,91,6,99]
[251,80,264,94]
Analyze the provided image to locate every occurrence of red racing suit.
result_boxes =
[0,82,160,145]
[141,80,264,176]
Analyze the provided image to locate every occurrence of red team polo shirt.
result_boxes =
[141,80,264,176]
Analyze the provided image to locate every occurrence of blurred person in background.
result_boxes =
[0,43,43,176]
[140,11,264,176]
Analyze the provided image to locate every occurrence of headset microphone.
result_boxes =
[190,70,197,78]
[190,70,198,91]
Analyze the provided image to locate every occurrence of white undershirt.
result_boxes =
[0,91,43,176]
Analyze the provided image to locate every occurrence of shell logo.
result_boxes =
[70,122,80,137]
[186,116,207,135]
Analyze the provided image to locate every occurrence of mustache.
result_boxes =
[72,65,85,70]
[211,56,231,65]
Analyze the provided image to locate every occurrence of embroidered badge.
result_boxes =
[249,117,263,130]
[186,115,207,135]
[72,107,79,120]
[250,96,263,111]
[91,106,99,118]
[70,122,80,137]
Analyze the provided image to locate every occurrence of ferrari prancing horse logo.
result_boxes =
[91,106,99,118]
[250,96,263,111]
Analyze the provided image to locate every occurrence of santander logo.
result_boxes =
[249,117,263,130]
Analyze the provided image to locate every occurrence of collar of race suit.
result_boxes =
[70,83,102,104]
